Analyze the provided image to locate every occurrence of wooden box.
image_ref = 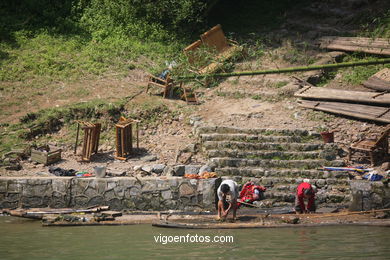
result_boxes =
[31,146,62,165]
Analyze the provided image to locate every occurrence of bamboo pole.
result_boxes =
[177,58,390,80]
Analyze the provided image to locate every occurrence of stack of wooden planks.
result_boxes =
[318,36,390,56]
[295,86,390,123]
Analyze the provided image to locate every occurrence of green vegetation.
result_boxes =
[0,0,210,83]
[215,91,247,99]
[339,55,390,85]
[1,0,390,159]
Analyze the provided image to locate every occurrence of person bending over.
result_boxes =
[295,181,316,214]
[217,180,238,221]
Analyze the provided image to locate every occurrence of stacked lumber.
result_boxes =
[299,100,390,123]
[318,36,390,56]
[295,85,390,105]
[294,85,390,123]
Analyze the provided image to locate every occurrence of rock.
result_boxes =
[189,116,202,126]
[183,143,198,153]
[133,165,143,171]
[141,165,153,173]
[179,183,195,196]
[152,164,166,174]
[177,152,192,164]
[185,165,201,174]
[108,170,126,177]
[142,155,158,162]
[381,162,390,171]
[282,216,300,224]
[199,165,212,174]
[35,172,50,176]
[316,179,326,188]
[173,165,185,176]
[293,112,302,119]
[162,166,174,177]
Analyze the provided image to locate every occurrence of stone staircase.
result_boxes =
[196,126,352,208]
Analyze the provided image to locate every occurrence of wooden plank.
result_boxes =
[294,86,390,105]
[200,24,229,52]
[299,100,390,123]
[318,36,390,56]
[319,36,390,45]
[320,39,390,49]
[363,68,390,92]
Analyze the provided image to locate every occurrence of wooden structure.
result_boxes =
[181,85,199,104]
[299,100,390,124]
[318,36,390,56]
[74,121,101,162]
[115,117,139,160]
[348,125,390,165]
[363,68,390,92]
[31,146,62,165]
[183,24,242,74]
[299,100,390,123]
[146,73,174,98]
[294,85,390,105]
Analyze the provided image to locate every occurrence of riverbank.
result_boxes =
[2,207,390,228]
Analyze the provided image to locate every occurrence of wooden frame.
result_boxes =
[74,121,101,162]
[183,24,242,74]
[115,117,140,160]
[146,73,174,98]
[180,83,199,105]
[348,125,390,166]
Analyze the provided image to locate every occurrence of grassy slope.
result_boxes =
[1,0,390,158]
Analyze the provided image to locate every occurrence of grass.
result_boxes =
[339,55,390,85]
[0,31,183,83]
[215,91,247,99]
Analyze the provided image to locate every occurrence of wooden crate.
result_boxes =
[115,117,140,160]
[31,147,62,165]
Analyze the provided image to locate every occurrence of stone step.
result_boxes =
[217,167,350,179]
[200,133,320,143]
[255,199,348,209]
[196,126,319,137]
[241,177,349,188]
[207,150,322,160]
[264,190,351,204]
[211,157,344,169]
[203,141,324,152]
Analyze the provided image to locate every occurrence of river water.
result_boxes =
[0,216,389,259]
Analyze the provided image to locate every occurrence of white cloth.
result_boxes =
[217,180,238,200]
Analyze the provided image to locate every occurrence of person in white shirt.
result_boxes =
[217,179,238,221]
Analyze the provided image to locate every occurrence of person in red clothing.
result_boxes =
[238,181,266,207]
[294,181,316,214]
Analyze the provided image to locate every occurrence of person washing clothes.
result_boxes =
[295,180,316,214]
[238,181,266,206]
[217,179,239,221]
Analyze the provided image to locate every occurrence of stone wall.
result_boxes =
[349,180,390,211]
[0,177,220,211]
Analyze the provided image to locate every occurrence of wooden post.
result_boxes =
[74,123,80,154]
[136,122,139,149]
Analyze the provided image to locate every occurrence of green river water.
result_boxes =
[0,216,389,259]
